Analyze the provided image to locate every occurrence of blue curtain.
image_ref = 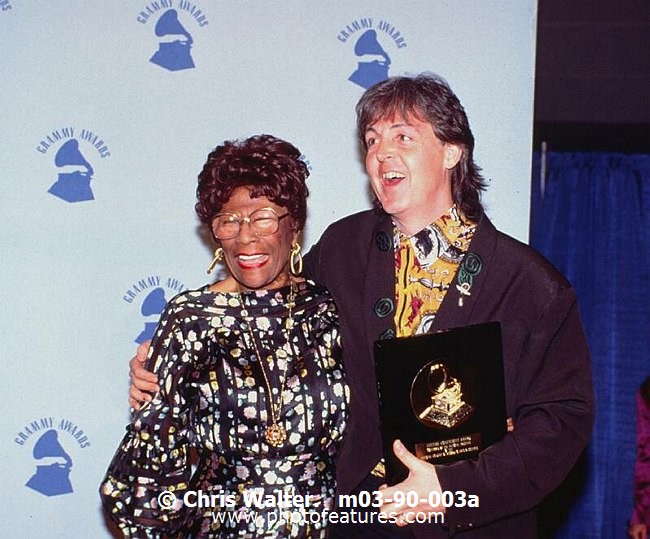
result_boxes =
[530,152,650,538]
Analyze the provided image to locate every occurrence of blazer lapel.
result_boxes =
[364,214,398,347]
[432,214,498,331]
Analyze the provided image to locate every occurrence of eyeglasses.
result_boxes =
[211,207,290,240]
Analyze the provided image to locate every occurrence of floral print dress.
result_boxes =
[101,280,348,538]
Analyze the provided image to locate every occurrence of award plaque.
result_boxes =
[374,321,507,485]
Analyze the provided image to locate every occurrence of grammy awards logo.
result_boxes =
[150,9,195,71]
[48,139,94,203]
[15,417,91,497]
[136,1,209,72]
[337,18,408,89]
[25,430,73,497]
[411,361,475,429]
[36,127,111,203]
[123,275,187,343]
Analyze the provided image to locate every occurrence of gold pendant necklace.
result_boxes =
[239,280,296,448]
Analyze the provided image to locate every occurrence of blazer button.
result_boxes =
[379,329,396,340]
[374,298,394,318]
[375,231,391,252]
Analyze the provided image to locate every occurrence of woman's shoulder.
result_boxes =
[297,279,334,301]
[165,285,214,307]
[295,280,338,318]
[166,279,337,315]
[160,285,239,321]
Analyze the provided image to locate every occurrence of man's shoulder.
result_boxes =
[316,209,386,249]
[324,208,382,231]
[304,209,387,280]
[481,219,572,291]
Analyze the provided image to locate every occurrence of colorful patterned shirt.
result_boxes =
[394,206,476,337]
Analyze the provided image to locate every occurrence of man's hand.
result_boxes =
[379,439,445,527]
[128,341,158,409]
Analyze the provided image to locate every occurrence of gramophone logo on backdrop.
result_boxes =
[15,417,91,497]
[36,127,111,203]
[123,275,187,343]
[337,18,407,89]
[137,1,209,72]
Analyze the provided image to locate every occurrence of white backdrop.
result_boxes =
[0,1,537,536]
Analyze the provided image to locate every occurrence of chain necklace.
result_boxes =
[239,280,296,447]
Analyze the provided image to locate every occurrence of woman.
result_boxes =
[100,135,348,538]
[630,377,650,539]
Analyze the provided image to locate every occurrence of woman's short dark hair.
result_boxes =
[195,134,309,230]
[356,73,486,221]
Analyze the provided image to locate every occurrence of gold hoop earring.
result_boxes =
[290,243,303,275]
[206,247,223,274]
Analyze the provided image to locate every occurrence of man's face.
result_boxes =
[363,114,460,235]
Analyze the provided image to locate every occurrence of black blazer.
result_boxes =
[304,210,594,537]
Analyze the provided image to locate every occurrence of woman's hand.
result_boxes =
[629,523,647,539]
[128,341,158,409]
[379,440,446,527]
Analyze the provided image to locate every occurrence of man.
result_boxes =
[129,73,594,537]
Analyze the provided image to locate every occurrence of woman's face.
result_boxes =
[215,186,298,291]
